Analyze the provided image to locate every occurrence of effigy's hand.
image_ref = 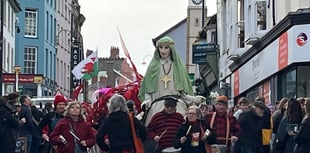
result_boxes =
[194,95,206,105]
[141,99,152,110]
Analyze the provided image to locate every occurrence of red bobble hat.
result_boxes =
[54,95,67,107]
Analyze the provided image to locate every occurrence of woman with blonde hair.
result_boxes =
[174,105,215,153]
[50,101,96,153]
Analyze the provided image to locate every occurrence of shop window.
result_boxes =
[280,69,296,98]
[297,66,310,97]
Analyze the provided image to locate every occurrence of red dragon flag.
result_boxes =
[117,28,143,83]
[72,51,98,80]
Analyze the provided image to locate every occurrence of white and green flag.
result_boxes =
[72,51,98,80]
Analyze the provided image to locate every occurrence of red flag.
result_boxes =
[117,28,143,83]
[71,84,83,100]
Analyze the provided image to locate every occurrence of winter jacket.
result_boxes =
[96,111,147,153]
[293,117,310,153]
[50,116,96,153]
[0,101,19,153]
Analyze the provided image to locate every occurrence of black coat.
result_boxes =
[0,101,19,153]
[19,104,36,136]
[96,111,147,153]
[294,117,310,153]
[173,120,214,153]
[237,109,265,152]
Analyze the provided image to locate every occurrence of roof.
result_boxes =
[152,18,187,46]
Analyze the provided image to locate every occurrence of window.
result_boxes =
[210,31,216,44]
[64,63,66,86]
[237,0,245,48]
[46,11,49,40]
[65,5,67,20]
[8,6,11,32]
[11,10,14,34]
[296,66,310,97]
[256,0,266,30]
[24,47,37,74]
[50,51,52,79]
[280,69,296,98]
[3,39,6,71]
[45,49,48,76]
[7,43,10,71]
[3,0,6,26]
[11,48,14,73]
[50,15,53,41]
[194,18,200,27]
[25,9,38,37]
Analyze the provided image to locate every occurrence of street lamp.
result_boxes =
[14,65,21,92]
[56,29,71,46]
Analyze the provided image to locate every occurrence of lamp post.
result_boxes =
[56,29,71,46]
[14,65,21,92]
[202,0,205,28]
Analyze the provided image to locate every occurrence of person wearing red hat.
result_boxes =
[38,95,67,153]
[205,95,241,153]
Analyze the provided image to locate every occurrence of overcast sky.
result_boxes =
[79,0,216,74]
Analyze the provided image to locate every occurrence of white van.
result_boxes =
[31,97,54,110]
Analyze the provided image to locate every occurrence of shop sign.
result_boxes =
[2,73,43,84]
[192,43,217,64]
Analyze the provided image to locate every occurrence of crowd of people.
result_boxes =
[1,36,310,153]
[2,91,310,153]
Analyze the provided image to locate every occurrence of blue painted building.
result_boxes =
[15,0,57,96]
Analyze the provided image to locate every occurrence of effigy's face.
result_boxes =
[158,44,171,59]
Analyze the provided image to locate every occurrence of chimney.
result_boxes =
[110,46,119,58]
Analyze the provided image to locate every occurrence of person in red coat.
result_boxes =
[50,101,96,153]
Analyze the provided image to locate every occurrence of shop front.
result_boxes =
[232,21,310,105]
[2,73,43,96]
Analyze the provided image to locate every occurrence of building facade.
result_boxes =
[10,0,84,97]
[217,0,310,105]
[55,0,74,96]
[0,0,21,95]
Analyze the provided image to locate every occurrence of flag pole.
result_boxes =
[113,69,133,83]
[96,48,99,90]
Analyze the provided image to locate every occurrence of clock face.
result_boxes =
[192,0,202,5]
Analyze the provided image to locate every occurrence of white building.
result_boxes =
[1,0,21,95]
[54,0,74,96]
[217,0,310,104]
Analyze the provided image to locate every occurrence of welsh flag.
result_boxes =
[72,51,98,80]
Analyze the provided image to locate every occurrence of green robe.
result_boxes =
[138,36,193,101]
